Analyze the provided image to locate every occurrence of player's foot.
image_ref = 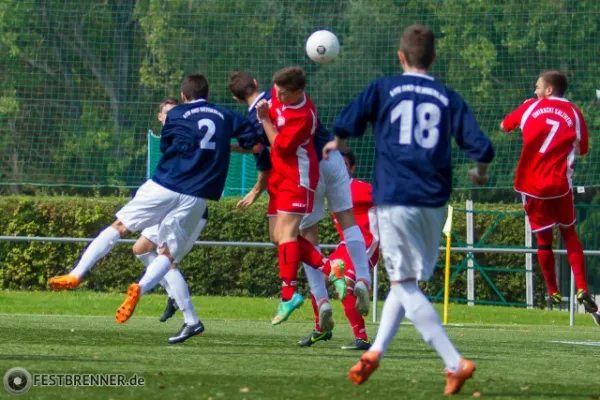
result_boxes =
[115,283,141,324]
[297,329,333,347]
[168,321,204,344]
[328,259,347,301]
[159,297,178,322]
[271,292,304,325]
[348,350,380,385]
[547,292,562,309]
[317,299,334,332]
[444,358,476,396]
[354,279,370,316]
[576,289,599,313]
[341,338,371,351]
[591,312,600,326]
[48,274,80,291]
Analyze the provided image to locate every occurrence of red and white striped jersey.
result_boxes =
[502,97,588,198]
[267,87,319,191]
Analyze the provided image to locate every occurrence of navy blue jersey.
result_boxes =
[247,90,333,171]
[334,73,494,207]
[153,99,258,200]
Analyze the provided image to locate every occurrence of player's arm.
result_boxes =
[237,169,269,209]
[500,98,537,132]
[231,112,259,151]
[258,109,314,156]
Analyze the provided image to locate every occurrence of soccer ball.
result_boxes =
[306,30,340,64]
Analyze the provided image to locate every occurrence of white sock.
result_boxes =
[135,252,172,296]
[70,226,121,279]
[304,263,329,303]
[392,282,461,372]
[164,269,198,325]
[139,255,172,294]
[371,289,405,357]
[343,226,370,285]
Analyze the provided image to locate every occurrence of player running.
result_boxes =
[298,149,379,350]
[501,70,600,324]
[49,73,259,341]
[326,24,494,395]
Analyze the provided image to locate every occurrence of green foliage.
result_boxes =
[0,196,566,307]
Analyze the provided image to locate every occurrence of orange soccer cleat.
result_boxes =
[444,358,476,396]
[348,350,380,385]
[48,274,80,291]
[115,283,141,324]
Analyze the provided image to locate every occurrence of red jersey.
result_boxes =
[333,179,376,249]
[267,87,319,191]
[502,97,588,198]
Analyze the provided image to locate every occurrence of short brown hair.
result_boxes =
[341,148,356,168]
[159,97,179,111]
[400,24,435,69]
[539,70,568,97]
[272,67,306,92]
[181,72,209,101]
[228,72,258,101]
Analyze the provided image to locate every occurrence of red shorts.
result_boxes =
[266,175,314,216]
[329,243,379,281]
[521,191,576,232]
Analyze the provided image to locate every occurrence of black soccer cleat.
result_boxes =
[341,338,371,351]
[297,330,333,347]
[576,290,599,314]
[547,292,562,310]
[159,297,179,322]
[168,321,204,344]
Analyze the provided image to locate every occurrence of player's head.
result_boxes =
[181,72,209,103]
[272,67,306,105]
[157,97,179,126]
[228,72,260,103]
[536,70,568,99]
[398,24,436,71]
[341,148,357,177]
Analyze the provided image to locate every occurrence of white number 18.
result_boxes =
[391,100,441,149]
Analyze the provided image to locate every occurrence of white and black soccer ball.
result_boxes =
[306,30,340,64]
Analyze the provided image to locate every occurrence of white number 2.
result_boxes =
[198,118,216,150]
[539,118,560,154]
[391,100,441,149]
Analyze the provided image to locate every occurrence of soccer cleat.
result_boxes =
[115,283,141,324]
[576,289,599,314]
[547,292,562,309]
[328,259,347,301]
[591,312,600,327]
[271,292,304,325]
[348,350,380,385]
[317,299,334,332]
[341,338,371,351]
[297,329,333,347]
[168,321,204,344]
[48,274,80,291]
[354,279,370,316]
[159,297,179,322]
[444,358,476,396]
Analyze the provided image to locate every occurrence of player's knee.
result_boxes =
[132,239,153,256]
[111,220,129,236]
[157,246,174,262]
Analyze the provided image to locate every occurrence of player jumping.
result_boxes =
[501,69,600,324]
[298,149,379,350]
[49,73,259,341]
[326,24,494,395]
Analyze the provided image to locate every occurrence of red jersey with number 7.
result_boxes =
[501,97,588,199]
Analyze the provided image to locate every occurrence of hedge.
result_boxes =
[0,196,562,307]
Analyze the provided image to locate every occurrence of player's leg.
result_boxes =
[297,294,334,347]
[49,180,167,291]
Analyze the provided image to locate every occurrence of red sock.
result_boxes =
[342,290,367,340]
[310,295,322,332]
[278,241,300,301]
[536,229,559,295]
[560,226,588,292]
[297,236,327,271]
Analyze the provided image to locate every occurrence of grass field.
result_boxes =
[1,290,599,400]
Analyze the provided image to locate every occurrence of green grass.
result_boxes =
[0,290,599,400]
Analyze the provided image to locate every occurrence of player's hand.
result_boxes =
[236,189,261,209]
[321,140,338,161]
[469,168,489,186]
[256,99,269,122]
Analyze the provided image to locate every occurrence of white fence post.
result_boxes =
[372,264,379,323]
[525,217,534,309]
[466,200,475,306]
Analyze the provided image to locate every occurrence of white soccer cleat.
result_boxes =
[354,280,370,317]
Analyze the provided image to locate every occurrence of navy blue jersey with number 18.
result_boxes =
[333,72,494,207]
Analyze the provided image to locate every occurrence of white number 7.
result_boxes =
[539,119,559,153]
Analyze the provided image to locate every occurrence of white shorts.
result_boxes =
[300,150,352,230]
[141,218,207,257]
[376,205,445,282]
[116,180,207,263]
